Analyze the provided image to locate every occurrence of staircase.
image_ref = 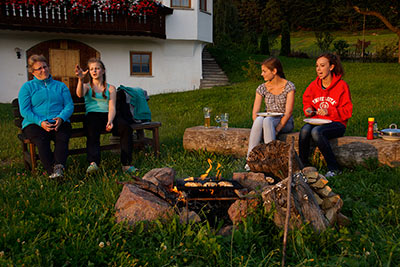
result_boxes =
[200,49,230,89]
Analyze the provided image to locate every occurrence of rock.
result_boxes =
[228,199,259,225]
[232,172,270,191]
[115,184,174,225]
[142,168,175,190]
[179,210,201,224]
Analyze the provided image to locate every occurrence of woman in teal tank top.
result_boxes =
[75,58,136,174]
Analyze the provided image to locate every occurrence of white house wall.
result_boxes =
[162,0,212,43]
[0,30,205,103]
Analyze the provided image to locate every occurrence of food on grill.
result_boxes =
[203,182,218,187]
[185,182,203,187]
[218,181,233,187]
[184,177,194,181]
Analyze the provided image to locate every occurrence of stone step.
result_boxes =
[201,48,230,87]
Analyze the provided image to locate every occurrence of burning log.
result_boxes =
[247,140,303,180]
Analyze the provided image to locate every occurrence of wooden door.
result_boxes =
[50,49,80,89]
[27,39,100,96]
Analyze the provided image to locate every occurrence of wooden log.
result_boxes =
[310,177,329,189]
[183,127,400,168]
[262,172,329,232]
[247,140,302,180]
[291,172,330,232]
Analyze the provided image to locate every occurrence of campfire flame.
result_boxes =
[172,186,186,202]
[200,159,222,180]
[200,159,213,180]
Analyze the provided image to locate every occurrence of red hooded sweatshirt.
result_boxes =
[303,74,353,127]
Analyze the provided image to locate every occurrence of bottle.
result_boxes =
[373,120,379,139]
[367,117,374,140]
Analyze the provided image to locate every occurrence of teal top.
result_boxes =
[18,75,74,129]
[84,84,110,114]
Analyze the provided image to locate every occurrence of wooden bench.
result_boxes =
[183,126,400,168]
[12,97,161,171]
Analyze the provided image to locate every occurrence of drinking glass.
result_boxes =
[203,107,211,128]
[215,115,221,128]
[221,113,229,130]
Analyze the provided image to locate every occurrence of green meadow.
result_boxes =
[0,48,399,266]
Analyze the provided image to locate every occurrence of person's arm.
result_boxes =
[303,85,315,117]
[325,83,353,120]
[75,65,89,98]
[53,83,74,131]
[18,83,46,127]
[106,85,117,132]
[251,93,263,121]
[276,90,295,133]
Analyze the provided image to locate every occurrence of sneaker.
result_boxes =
[49,164,64,179]
[244,164,250,172]
[122,166,138,174]
[325,170,341,178]
[86,162,99,174]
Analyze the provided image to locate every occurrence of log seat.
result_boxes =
[182,126,400,168]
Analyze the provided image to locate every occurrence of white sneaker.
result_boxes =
[325,170,341,178]
[49,164,64,179]
[244,164,250,171]
[86,162,99,174]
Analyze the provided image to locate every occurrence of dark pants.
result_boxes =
[23,122,72,174]
[85,112,133,166]
[299,122,346,172]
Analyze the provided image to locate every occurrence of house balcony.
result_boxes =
[0,3,173,39]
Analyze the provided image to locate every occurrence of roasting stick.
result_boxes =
[282,137,294,267]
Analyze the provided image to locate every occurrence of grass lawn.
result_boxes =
[0,50,400,266]
[288,29,398,52]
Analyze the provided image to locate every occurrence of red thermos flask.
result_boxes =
[367,117,374,140]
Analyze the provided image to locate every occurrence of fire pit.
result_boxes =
[174,177,244,225]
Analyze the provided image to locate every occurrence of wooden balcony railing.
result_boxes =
[0,3,173,38]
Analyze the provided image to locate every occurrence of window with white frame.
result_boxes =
[171,0,190,8]
[130,51,152,76]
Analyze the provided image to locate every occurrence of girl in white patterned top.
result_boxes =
[245,57,295,170]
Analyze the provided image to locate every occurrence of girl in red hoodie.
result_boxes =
[299,53,353,177]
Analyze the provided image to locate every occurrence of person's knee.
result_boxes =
[311,128,323,142]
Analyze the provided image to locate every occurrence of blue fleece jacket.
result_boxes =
[18,75,74,129]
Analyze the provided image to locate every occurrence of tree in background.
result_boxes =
[352,1,400,63]
[213,0,241,46]
[259,26,270,55]
[280,21,291,56]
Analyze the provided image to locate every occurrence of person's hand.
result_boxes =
[75,64,88,80]
[106,121,113,132]
[52,117,63,131]
[305,108,316,116]
[41,120,55,132]
[317,108,328,116]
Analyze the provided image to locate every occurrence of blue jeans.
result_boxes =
[299,122,345,172]
[247,116,294,157]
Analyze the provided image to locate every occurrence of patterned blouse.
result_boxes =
[256,81,296,113]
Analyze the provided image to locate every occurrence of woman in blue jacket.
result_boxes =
[18,55,74,178]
